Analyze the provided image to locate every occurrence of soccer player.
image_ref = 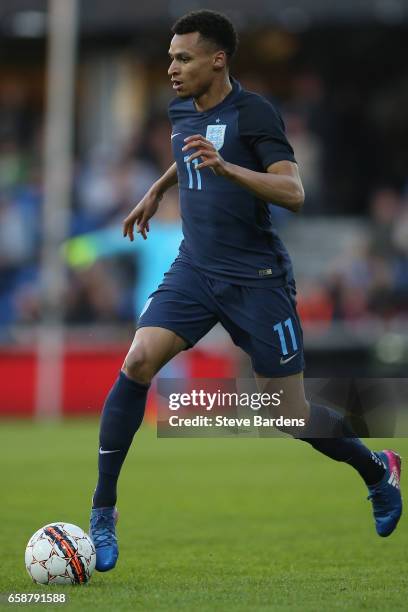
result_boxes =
[89,10,402,571]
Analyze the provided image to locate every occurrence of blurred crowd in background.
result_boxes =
[1,23,408,337]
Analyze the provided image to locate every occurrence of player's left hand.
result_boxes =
[182,135,229,176]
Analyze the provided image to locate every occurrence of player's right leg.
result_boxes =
[90,326,187,572]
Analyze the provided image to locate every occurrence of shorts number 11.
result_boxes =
[273,318,298,355]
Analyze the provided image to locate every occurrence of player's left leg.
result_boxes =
[215,278,401,537]
[254,371,402,537]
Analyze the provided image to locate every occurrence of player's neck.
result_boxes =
[193,74,232,113]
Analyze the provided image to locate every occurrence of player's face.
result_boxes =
[168,32,221,99]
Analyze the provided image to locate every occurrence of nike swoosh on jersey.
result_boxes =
[99,448,121,454]
[280,352,298,365]
[171,132,181,140]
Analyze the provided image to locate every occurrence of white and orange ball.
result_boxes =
[25,523,96,585]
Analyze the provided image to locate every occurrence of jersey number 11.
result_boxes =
[184,156,202,190]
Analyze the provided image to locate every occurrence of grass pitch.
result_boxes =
[0,420,407,611]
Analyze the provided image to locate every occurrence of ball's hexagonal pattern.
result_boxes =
[25,522,96,585]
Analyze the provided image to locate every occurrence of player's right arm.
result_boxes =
[123,162,178,241]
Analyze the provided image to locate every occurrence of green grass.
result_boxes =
[0,420,407,611]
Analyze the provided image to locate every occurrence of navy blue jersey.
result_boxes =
[168,77,297,287]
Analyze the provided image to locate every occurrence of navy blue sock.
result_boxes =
[299,403,385,485]
[92,371,149,508]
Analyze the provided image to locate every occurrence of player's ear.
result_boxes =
[213,50,227,70]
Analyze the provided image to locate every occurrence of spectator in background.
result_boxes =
[285,111,322,214]
[392,196,408,313]
[140,115,173,172]
[64,260,123,324]
[74,146,121,233]
[326,187,406,322]
[0,161,42,329]
[366,186,408,316]
[0,81,35,147]
[73,142,160,234]
[288,71,328,214]
[367,187,401,259]
[296,278,334,331]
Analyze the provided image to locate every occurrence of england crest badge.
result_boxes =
[206,124,227,151]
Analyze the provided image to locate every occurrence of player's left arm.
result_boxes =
[182,136,304,213]
[220,157,304,213]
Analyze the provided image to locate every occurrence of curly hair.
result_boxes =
[171,10,238,61]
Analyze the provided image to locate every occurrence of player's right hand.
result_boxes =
[122,189,163,241]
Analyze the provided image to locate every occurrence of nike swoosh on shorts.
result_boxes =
[280,353,298,365]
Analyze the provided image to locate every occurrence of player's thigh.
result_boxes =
[137,286,217,348]
[138,260,218,348]
[124,284,217,382]
[219,281,305,380]
[123,326,188,381]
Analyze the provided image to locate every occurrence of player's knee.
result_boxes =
[123,343,156,385]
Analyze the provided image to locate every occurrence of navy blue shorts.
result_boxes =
[137,259,305,377]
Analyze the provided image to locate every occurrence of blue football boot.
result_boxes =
[89,506,119,571]
[367,450,402,537]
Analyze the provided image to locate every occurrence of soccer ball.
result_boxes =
[25,522,96,585]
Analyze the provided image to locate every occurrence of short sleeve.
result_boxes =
[238,94,296,169]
